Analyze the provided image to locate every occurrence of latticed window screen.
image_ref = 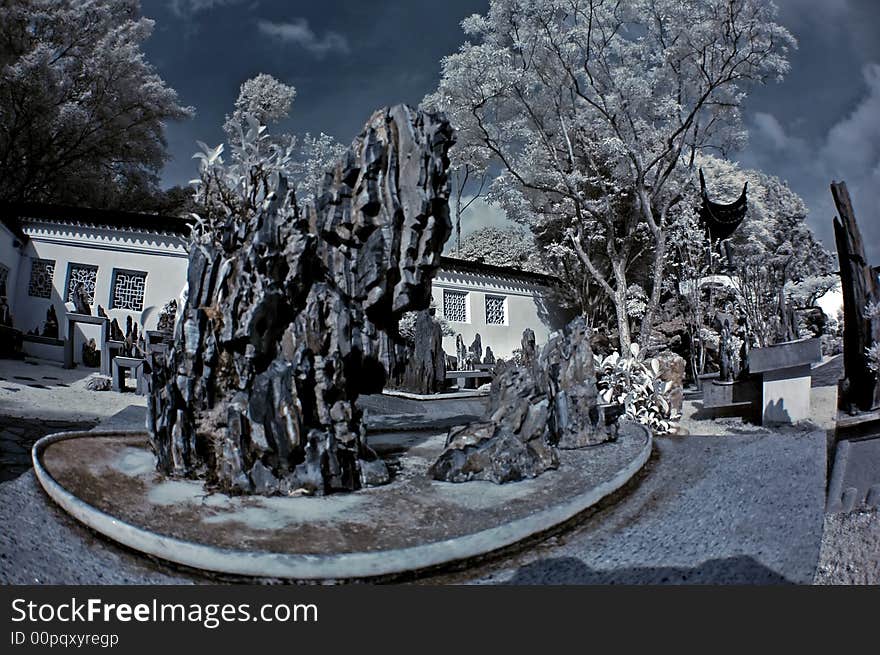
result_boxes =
[485,295,507,325]
[111,269,147,311]
[443,289,468,323]
[66,264,98,304]
[28,259,55,298]
[0,264,8,296]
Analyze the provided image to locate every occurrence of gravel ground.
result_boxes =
[424,430,827,584]
[1,429,828,585]
[814,508,880,585]
[0,471,197,584]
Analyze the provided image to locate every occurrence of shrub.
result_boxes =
[595,343,681,435]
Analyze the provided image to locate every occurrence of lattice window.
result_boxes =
[110,269,147,311]
[443,289,468,323]
[485,295,507,325]
[28,259,55,298]
[66,264,98,304]
[0,264,8,296]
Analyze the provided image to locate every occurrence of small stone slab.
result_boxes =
[748,338,821,374]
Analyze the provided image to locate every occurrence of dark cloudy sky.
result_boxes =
[143,0,880,262]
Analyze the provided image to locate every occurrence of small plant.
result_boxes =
[595,343,681,435]
[867,343,880,375]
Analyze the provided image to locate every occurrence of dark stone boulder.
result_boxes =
[391,310,446,394]
[148,105,454,496]
[429,317,614,483]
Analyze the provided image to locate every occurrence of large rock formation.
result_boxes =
[147,105,454,495]
[429,317,616,483]
[392,309,446,394]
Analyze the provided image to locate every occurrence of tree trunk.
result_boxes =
[611,259,631,353]
[831,181,880,412]
[640,232,667,352]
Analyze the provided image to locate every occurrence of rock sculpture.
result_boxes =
[455,334,468,370]
[81,338,100,367]
[483,346,495,366]
[72,282,91,315]
[109,317,124,342]
[42,306,58,338]
[148,105,454,495]
[520,328,537,366]
[429,318,615,483]
[468,334,483,367]
[156,300,177,336]
[832,181,880,412]
[392,309,446,394]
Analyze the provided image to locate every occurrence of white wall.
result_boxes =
[432,269,555,360]
[12,220,188,363]
[0,222,23,315]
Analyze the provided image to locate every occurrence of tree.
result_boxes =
[696,155,836,346]
[193,74,344,223]
[452,225,546,273]
[0,0,193,207]
[426,0,794,353]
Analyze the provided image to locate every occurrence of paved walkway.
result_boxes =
[1,427,826,584]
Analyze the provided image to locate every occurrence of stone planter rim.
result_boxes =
[32,427,651,581]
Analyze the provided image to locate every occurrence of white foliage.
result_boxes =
[426,0,795,351]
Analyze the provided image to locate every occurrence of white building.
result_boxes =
[1,204,189,363]
[433,257,561,359]
[1,204,559,366]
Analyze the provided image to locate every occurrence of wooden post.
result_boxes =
[831,181,880,412]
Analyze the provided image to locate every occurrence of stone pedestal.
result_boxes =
[749,338,821,425]
[112,356,144,393]
[64,313,109,375]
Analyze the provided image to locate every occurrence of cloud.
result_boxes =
[168,0,247,18]
[256,18,350,58]
[740,62,880,263]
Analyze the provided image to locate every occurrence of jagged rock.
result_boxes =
[85,375,112,391]
[521,328,536,365]
[392,310,446,394]
[430,317,614,483]
[156,300,177,335]
[72,282,91,315]
[109,317,124,342]
[42,306,58,338]
[82,338,100,368]
[542,319,611,449]
[455,334,468,370]
[469,334,483,367]
[655,351,686,414]
[148,105,454,496]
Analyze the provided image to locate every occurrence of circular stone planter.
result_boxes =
[32,425,651,581]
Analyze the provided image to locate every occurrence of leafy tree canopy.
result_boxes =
[0,0,193,209]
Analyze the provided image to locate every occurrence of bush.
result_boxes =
[595,343,681,435]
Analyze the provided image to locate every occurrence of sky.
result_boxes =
[142,0,880,262]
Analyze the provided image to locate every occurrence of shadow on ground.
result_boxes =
[504,555,793,585]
